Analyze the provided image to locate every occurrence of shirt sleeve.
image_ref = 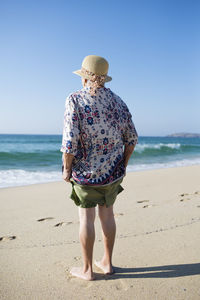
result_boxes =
[123,105,139,147]
[60,94,80,155]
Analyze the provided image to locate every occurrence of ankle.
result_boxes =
[101,257,112,266]
[83,264,93,273]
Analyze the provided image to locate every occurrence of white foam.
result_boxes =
[135,143,181,153]
[0,169,62,188]
[1,156,200,188]
[127,157,200,172]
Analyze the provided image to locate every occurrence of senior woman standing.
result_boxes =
[60,55,138,281]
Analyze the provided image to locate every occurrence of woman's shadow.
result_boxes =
[95,263,200,280]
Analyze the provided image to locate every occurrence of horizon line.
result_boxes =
[1,133,199,137]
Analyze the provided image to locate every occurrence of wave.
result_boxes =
[1,143,199,156]
[127,157,200,172]
[1,157,200,188]
[0,151,61,169]
[0,169,62,188]
[136,143,181,151]
[0,150,60,157]
[134,143,200,155]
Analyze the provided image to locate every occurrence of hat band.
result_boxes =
[81,67,107,81]
[81,67,106,96]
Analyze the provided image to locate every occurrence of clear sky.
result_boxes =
[0,0,199,136]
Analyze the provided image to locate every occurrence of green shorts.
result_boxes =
[69,177,124,208]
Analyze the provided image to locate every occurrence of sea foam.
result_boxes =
[135,143,181,153]
[0,169,62,188]
[127,157,200,172]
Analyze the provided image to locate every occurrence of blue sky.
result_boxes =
[0,0,199,136]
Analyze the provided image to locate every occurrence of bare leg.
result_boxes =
[70,207,96,281]
[95,204,116,274]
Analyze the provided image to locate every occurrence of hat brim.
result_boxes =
[73,69,112,82]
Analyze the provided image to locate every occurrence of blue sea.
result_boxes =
[0,134,200,188]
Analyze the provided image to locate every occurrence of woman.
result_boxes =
[60,55,138,280]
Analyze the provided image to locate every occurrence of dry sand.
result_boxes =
[0,165,200,300]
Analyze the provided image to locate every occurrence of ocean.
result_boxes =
[0,134,200,188]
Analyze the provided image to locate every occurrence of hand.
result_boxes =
[62,168,72,182]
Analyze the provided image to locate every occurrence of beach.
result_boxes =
[0,164,200,300]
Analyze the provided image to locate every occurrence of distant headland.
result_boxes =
[166,132,200,138]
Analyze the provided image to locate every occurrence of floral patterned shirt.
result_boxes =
[60,86,138,185]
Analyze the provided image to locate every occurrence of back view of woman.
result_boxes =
[60,55,138,280]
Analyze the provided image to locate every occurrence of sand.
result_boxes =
[0,165,200,300]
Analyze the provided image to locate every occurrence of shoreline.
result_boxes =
[1,163,200,190]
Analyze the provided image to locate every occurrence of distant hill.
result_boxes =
[166,132,200,138]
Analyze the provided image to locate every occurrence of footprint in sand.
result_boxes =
[54,221,73,227]
[179,191,200,199]
[143,204,155,208]
[73,256,81,261]
[179,192,192,202]
[137,200,149,203]
[37,217,54,222]
[0,235,16,242]
[179,193,189,197]
[180,198,191,202]
[143,204,150,208]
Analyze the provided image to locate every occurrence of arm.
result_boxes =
[124,144,135,168]
[60,94,80,182]
[122,104,138,172]
[62,153,74,182]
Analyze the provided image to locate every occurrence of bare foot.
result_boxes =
[70,267,95,281]
[94,260,115,275]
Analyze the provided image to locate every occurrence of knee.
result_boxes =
[79,208,96,225]
[98,206,114,223]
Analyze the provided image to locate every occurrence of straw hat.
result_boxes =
[73,55,112,82]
